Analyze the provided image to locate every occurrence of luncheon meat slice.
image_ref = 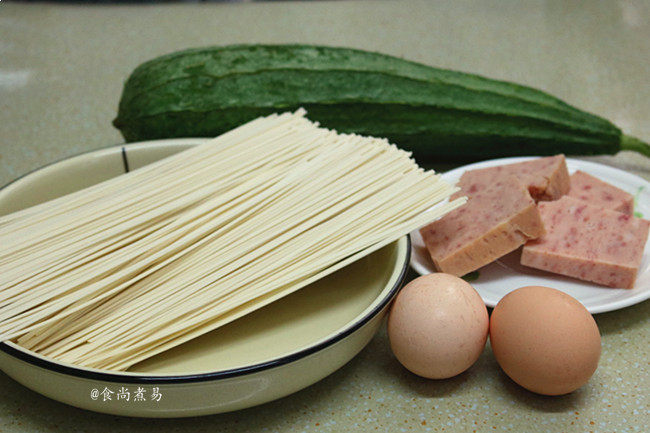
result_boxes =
[456,155,570,202]
[521,196,649,288]
[567,170,634,215]
[420,176,544,276]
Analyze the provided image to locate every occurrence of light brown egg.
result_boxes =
[490,286,601,395]
[387,273,489,379]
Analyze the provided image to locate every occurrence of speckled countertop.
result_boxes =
[0,1,648,432]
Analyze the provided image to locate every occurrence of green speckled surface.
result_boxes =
[0,0,648,431]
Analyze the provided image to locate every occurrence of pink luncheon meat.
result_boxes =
[456,155,570,202]
[568,170,634,215]
[521,196,649,288]
[420,176,545,276]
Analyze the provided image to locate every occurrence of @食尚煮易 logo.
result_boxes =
[90,386,162,402]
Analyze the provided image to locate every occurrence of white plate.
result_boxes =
[410,157,650,314]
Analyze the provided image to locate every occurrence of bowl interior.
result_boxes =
[0,140,405,375]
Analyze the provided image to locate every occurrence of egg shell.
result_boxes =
[388,273,489,379]
[490,286,601,396]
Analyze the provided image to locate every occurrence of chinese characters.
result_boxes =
[90,386,163,403]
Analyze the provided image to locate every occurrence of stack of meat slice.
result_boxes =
[420,156,649,288]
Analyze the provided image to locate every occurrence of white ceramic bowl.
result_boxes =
[0,139,410,417]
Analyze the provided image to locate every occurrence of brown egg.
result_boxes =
[388,273,489,379]
[490,286,601,395]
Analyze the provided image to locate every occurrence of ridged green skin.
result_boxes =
[113,44,645,162]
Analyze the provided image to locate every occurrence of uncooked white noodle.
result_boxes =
[0,109,463,371]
